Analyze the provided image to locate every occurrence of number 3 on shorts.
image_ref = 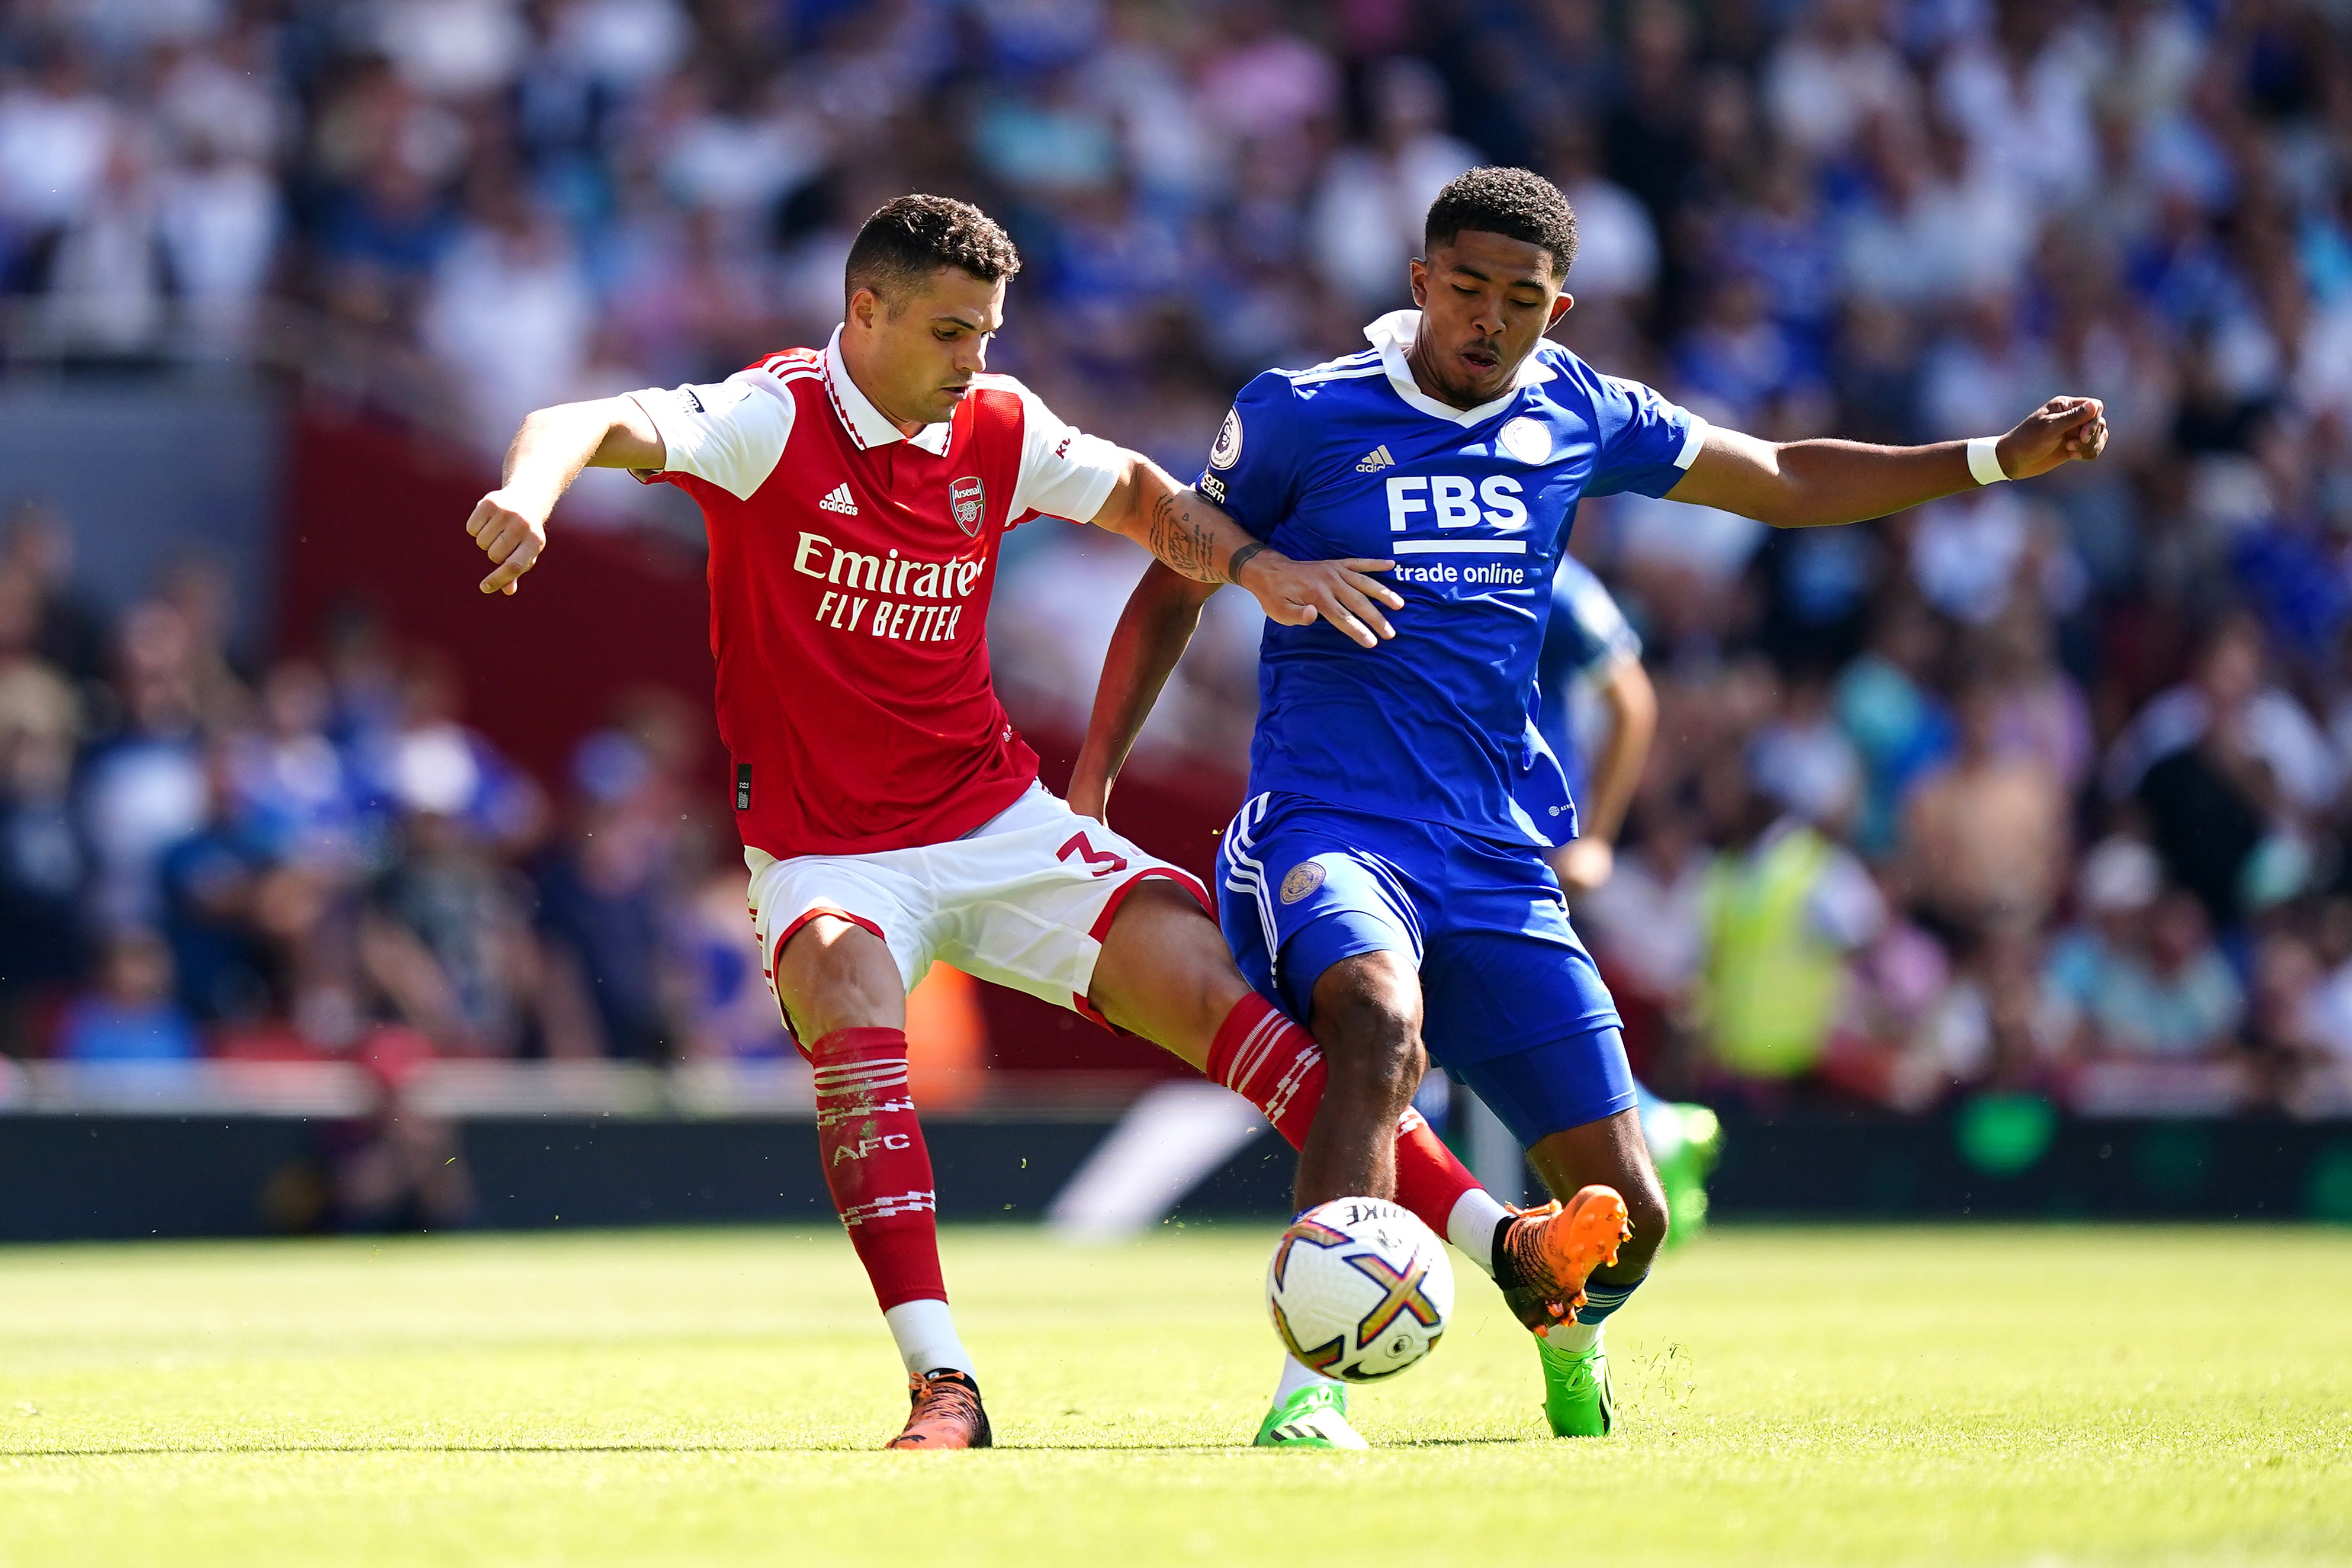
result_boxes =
[1057,831,1129,879]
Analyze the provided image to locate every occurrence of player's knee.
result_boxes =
[1620,1180,1670,1269]
[1318,992,1424,1106]
[776,918,901,1041]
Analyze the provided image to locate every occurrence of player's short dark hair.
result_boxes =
[844,195,1021,309]
[1424,166,1579,281]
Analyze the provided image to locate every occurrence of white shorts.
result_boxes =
[747,782,1209,1035]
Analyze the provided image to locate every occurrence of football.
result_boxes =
[1265,1197,1456,1384]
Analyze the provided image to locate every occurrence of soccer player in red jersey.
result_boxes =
[462,196,1620,1451]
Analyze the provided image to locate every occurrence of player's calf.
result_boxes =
[1298,952,1428,1207]
[1530,1111,1670,1287]
[1091,886,1497,1243]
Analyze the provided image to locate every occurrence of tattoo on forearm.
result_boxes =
[1146,490,1219,581]
[1225,542,1269,585]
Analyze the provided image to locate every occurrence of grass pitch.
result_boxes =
[1,1224,2347,1567]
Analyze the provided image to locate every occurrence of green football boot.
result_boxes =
[1254,1383,1369,1450]
[1647,1100,1722,1249]
[1536,1330,1615,1437]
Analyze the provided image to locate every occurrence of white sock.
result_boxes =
[1545,1319,1602,1354]
[883,1299,975,1380]
[1445,1187,1513,1278]
[1272,1353,1339,1404]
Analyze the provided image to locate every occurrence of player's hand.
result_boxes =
[1994,397,2108,482]
[466,487,550,596]
[1235,553,1402,648]
[1555,837,1615,896]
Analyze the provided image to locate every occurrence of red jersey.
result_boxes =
[628,330,1125,860]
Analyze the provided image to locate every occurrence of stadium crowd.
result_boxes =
[4,0,2352,1118]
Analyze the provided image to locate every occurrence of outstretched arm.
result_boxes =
[1068,563,1220,823]
[1666,397,2109,528]
[1088,452,1401,649]
[465,397,666,595]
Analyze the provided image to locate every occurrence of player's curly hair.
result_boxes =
[1424,166,1579,281]
[845,194,1023,309]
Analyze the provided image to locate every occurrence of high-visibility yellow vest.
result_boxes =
[1700,827,1845,1078]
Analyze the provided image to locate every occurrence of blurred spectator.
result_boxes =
[362,799,596,1058]
[2045,844,2245,1061]
[54,928,200,1061]
[1762,0,1914,163]
[1545,122,1656,311]
[422,181,596,450]
[678,859,791,1060]
[3,504,109,686]
[531,718,697,1059]
[2109,616,2326,928]
[0,605,83,1052]
[79,602,214,928]
[1899,672,2070,940]
[1696,762,1885,1088]
[1306,57,1476,310]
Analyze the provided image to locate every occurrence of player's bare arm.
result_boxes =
[1087,456,1402,650]
[465,397,664,595]
[1067,561,1216,823]
[1666,396,2109,528]
[1555,652,1656,897]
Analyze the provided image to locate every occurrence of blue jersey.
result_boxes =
[1201,310,1702,847]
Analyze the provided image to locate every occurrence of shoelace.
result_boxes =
[908,1374,982,1426]
[1499,1200,1583,1323]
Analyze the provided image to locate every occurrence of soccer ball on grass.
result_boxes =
[1265,1197,1454,1383]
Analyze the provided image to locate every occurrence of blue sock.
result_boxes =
[1549,1277,1638,1352]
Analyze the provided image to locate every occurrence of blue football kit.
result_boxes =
[1203,310,1705,1146]
[1535,553,1643,811]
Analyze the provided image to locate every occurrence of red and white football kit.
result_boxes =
[625,329,1206,1030]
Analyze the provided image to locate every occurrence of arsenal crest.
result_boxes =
[949,475,985,535]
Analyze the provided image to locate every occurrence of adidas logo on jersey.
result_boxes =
[818,483,859,515]
[1355,445,1396,474]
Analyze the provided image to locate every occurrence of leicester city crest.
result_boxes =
[1280,861,1326,904]
[949,475,985,535]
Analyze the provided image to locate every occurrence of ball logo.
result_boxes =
[1498,416,1550,465]
[1280,861,1326,904]
[949,475,986,535]
[1265,1197,1454,1385]
[1210,407,1244,470]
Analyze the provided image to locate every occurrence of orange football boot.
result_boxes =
[886,1370,992,1451]
[1495,1184,1632,1333]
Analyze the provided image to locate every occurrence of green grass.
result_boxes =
[1,1225,2347,1567]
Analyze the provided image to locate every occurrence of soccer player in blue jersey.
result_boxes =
[1071,166,2107,1445]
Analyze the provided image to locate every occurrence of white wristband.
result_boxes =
[1967,436,2008,486]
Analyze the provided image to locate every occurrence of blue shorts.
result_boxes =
[1453,1030,1638,1146]
[1217,791,1634,1138]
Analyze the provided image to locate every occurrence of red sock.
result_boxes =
[1205,993,1480,1233]
[1391,1103,1482,1235]
[809,1027,944,1310]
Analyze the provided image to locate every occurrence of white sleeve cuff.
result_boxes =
[1673,416,1709,470]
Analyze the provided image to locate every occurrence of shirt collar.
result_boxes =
[822,326,955,456]
[1363,309,1555,428]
